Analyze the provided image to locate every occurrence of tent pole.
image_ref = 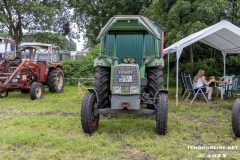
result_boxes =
[222,52,226,77]
[167,54,169,90]
[176,56,179,106]
[176,48,182,106]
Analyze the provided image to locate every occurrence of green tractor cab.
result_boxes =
[81,15,168,135]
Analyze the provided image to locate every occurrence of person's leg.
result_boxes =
[206,86,212,100]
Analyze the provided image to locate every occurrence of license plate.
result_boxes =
[118,75,132,82]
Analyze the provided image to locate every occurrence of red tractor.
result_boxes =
[0,42,64,100]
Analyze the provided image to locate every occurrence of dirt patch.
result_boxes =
[209,104,232,110]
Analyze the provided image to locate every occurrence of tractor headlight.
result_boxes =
[130,86,139,94]
[112,86,121,94]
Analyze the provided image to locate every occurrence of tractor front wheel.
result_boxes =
[0,91,8,98]
[81,92,99,134]
[48,68,64,93]
[155,92,168,135]
[232,98,240,137]
[30,82,43,100]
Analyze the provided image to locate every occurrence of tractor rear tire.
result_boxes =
[81,92,99,134]
[232,98,240,137]
[0,91,8,98]
[155,92,168,135]
[47,68,64,93]
[30,82,43,100]
[94,67,110,108]
[147,67,164,109]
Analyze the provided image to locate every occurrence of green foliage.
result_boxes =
[0,0,73,48]
[61,45,99,84]
[143,0,240,85]
[71,0,151,47]
[22,32,76,51]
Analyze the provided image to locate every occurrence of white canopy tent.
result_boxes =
[163,20,240,106]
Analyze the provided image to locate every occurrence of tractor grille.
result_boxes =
[113,66,139,94]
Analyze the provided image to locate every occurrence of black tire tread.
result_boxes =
[30,82,43,100]
[81,92,99,134]
[232,98,240,137]
[156,93,168,135]
[94,67,110,108]
[147,67,164,98]
[47,68,64,93]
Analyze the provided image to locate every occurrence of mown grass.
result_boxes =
[0,86,239,160]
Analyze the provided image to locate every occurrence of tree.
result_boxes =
[70,0,152,47]
[143,0,228,74]
[0,0,73,50]
[22,32,76,51]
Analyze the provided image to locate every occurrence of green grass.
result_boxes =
[0,86,239,159]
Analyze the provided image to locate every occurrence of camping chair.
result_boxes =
[181,72,189,99]
[184,74,209,104]
[227,76,240,97]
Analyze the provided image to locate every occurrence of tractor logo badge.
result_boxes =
[117,71,133,75]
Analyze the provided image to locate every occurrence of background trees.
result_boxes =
[70,0,152,47]
[0,0,73,49]
[1,0,240,83]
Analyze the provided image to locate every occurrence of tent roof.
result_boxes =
[164,20,240,54]
[97,15,161,40]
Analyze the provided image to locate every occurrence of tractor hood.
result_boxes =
[97,15,161,40]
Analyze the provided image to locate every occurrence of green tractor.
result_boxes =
[81,15,168,135]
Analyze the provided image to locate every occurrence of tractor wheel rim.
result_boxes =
[92,119,97,126]
[57,74,63,90]
[0,92,7,97]
[35,85,42,98]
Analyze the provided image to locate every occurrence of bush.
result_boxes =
[61,45,99,85]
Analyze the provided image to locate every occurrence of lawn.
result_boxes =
[0,86,239,160]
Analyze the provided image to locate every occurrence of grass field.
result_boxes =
[0,85,239,160]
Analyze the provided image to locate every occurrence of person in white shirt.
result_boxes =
[193,69,214,101]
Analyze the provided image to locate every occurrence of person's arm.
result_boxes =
[201,76,214,86]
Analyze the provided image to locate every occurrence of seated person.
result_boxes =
[193,69,214,101]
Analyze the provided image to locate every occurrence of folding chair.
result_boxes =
[181,72,189,99]
[184,74,209,104]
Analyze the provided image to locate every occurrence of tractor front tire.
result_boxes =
[147,67,164,109]
[0,91,8,98]
[81,92,99,134]
[94,67,110,108]
[30,82,43,100]
[232,98,240,137]
[155,92,168,135]
[48,68,64,93]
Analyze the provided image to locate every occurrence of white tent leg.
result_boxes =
[176,48,182,106]
[223,52,226,77]
[176,57,179,106]
[167,54,170,90]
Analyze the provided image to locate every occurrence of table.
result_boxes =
[213,80,229,99]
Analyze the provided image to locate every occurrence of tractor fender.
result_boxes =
[87,89,99,103]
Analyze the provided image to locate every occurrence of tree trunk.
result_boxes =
[189,45,194,72]
[190,46,194,62]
